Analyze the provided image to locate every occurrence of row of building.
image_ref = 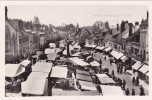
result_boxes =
[5,7,64,63]
[69,12,149,66]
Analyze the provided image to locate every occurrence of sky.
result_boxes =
[7,5,148,27]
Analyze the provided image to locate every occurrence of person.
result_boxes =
[140,85,145,96]
[136,77,139,86]
[117,67,119,74]
[122,80,126,90]
[125,88,130,96]
[132,89,135,96]
[132,77,135,85]
[96,85,102,95]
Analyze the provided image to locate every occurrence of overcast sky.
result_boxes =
[7,5,148,27]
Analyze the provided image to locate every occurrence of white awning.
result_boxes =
[96,74,115,84]
[78,80,96,91]
[45,48,56,54]
[20,60,31,67]
[5,64,25,77]
[100,85,124,96]
[47,53,58,61]
[50,66,68,78]
[76,74,92,82]
[132,61,143,70]
[116,52,124,59]
[21,78,47,95]
[55,48,61,53]
[90,45,97,48]
[32,62,52,73]
[98,46,105,50]
[138,64,149,74]
[104,47,112,52]
[28,72,49,79]
[120,55,129,62]
[110,50,119,58]
[49,43,56,48]
[86,56,92,61]
[63,50,67,55]
[76,70,90,76]
[73,43,81,49]
[69,57,90,66]
[90,61,100,66]
[71,52,81,57]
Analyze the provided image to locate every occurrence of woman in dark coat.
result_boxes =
[125,88,130,96]
[132,89,135,96]
[132,77,135,85]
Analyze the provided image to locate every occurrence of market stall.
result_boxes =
[21,78,48,96]
[32,62,53,73]
[76,74,92,82]
[99,85,124,96]
[28,72,49,79]
[95,74,115,85]
[76,70,90,76]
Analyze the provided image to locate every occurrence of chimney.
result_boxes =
[135,22,139,25]
[147,11,149,19]
[117,24,119,31]
[121,21,125,33]
[141,19,144,23]
[129,23,133,36]
[5,6,8,20]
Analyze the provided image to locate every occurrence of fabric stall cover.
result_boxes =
[28,72,49,79]
[95,74,115,84]
[131,61,143,70]
[20,60,31,67]
[69,57,90,66]
[120,55,128,62]
[5,64,25,77]
[76,70,90,76]
[32,62,52,73]
[90,61,100,67]
[21,78,47,95]
[76,74,92,82]
[138,64,149,74]
[78,80,96,91]
[100,85,124,96]
[50,66,68,78]
[45,48,56,54]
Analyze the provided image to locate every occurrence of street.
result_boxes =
[93,51,149,95]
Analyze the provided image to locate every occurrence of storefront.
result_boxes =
[138,64,149,82]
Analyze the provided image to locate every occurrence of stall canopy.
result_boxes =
[90,61,100,67]
[71,52,81,57]
[98,46,105,50]
[110,50,124,59]
[90,45,97,48]
[76,74,92,82]
[5,64,25,77]
[73,43,81,49]
[63,50,67,55]
[69,57,90,66]
[138,64,149,74]
[110,50,119,58]
[28,72,49,79]
[49,43,56,48]
[96,74,115,84]
[50,66,68,78]
[116,52,124,60]
[104,47,112,52]
[47,53,59,61]
[20,60,31,67]
[32,62,53,73]
[45,48,56,54]
[59,44,65,47]
[78,80,96,91]
[76,70,90,76]
[21,78,47,95]
[132,61,143,70]
[100,85,124,96]
[120,55,129,62]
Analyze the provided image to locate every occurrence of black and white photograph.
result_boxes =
[1,0,151,97]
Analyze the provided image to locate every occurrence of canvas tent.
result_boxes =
[21,78,48,96]
[5,64,25,77]
[95,74,115,84]
[69,57,90,66]
[100,85,124,96]
[45,48,56,54]
[20,60,31,67]
[50,66,68,78]
[32,62,52,73]
[28,72,49,79]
